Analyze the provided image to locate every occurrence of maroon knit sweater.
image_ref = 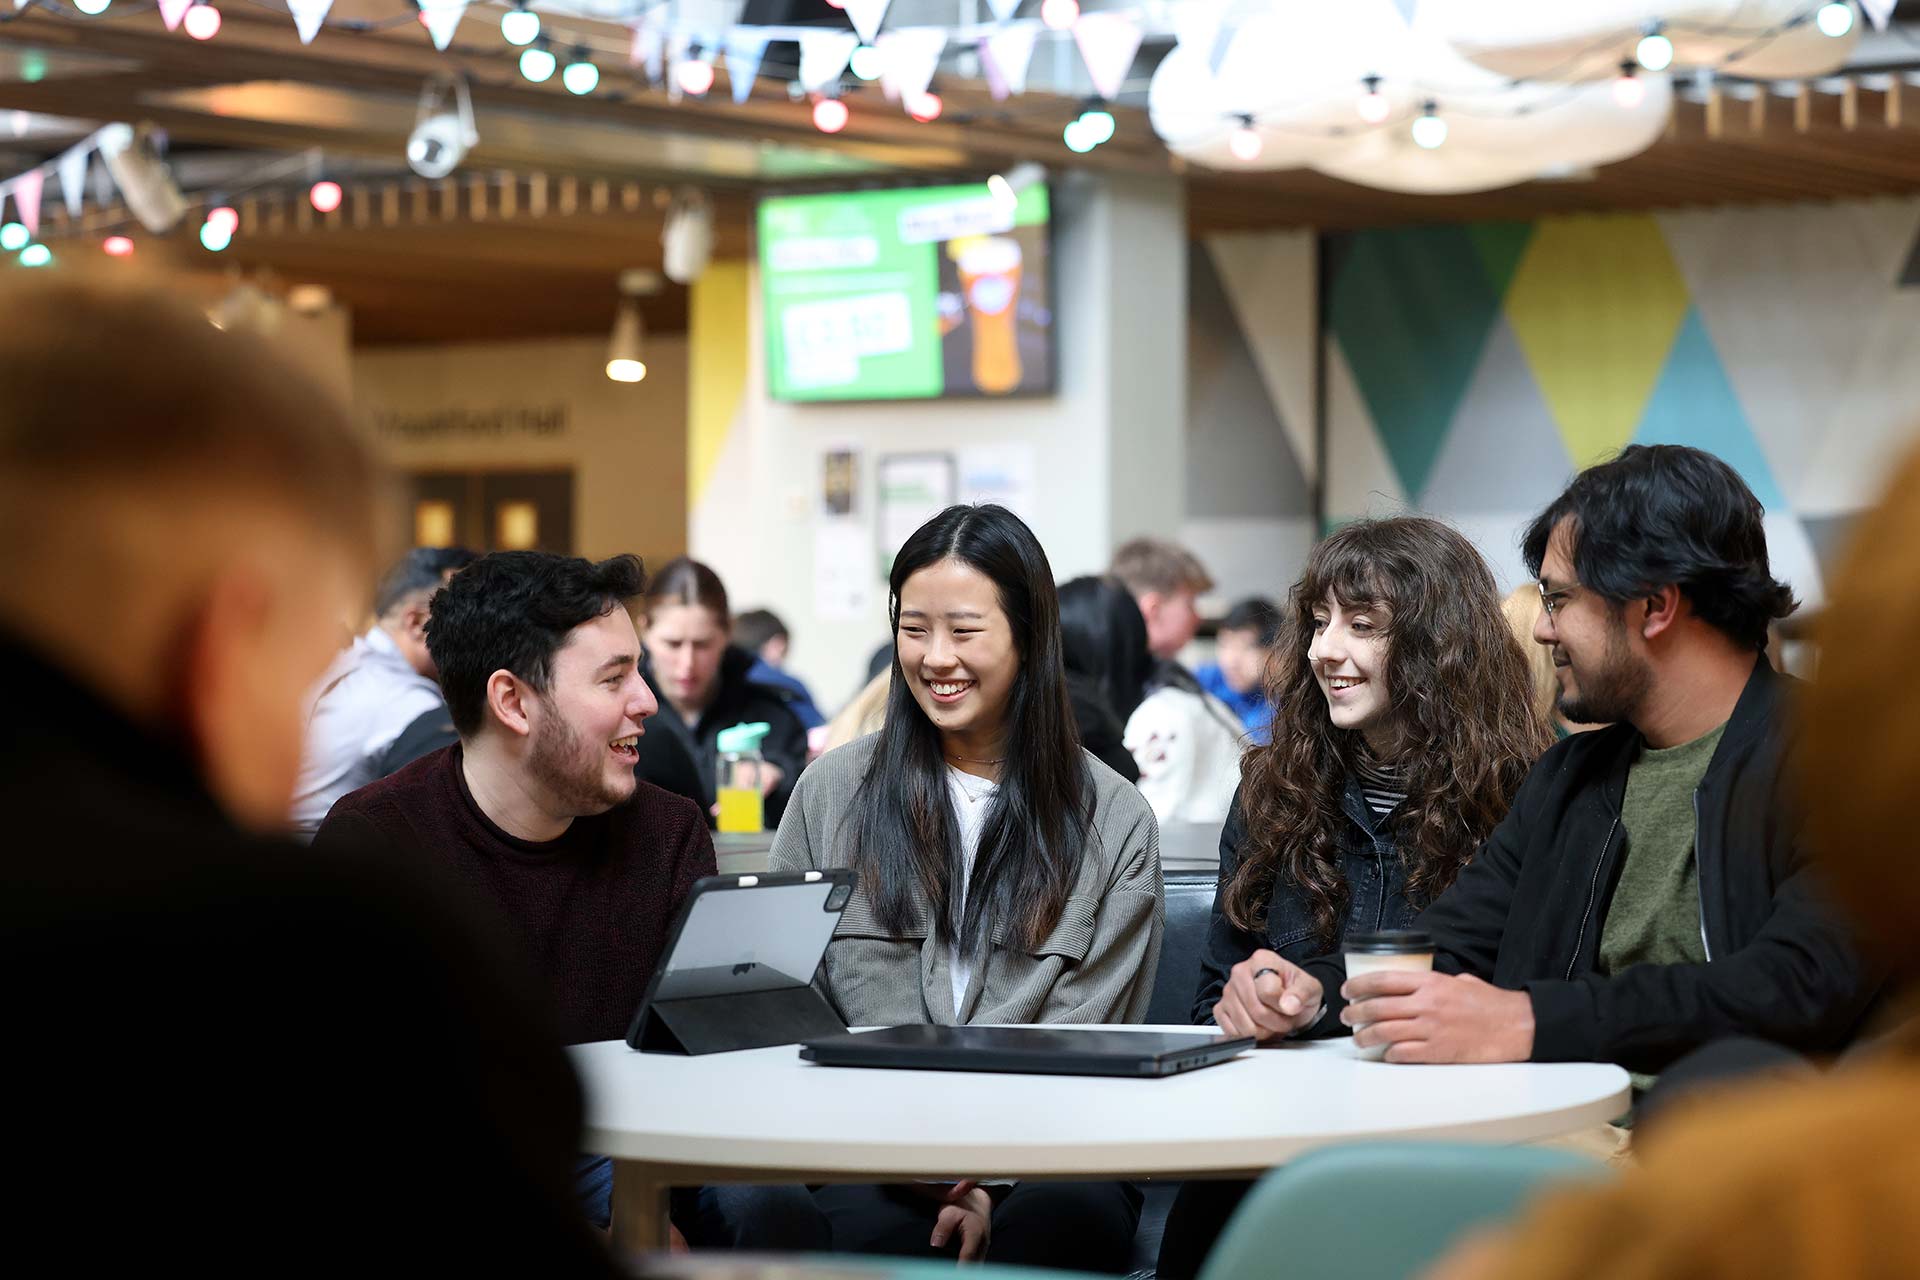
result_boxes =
[314,745,715,1045]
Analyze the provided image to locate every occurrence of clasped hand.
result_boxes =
[1210,950,1325,1043]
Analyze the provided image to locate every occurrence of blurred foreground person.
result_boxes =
[0,277,613,1274]
[1427,440,1920,1280]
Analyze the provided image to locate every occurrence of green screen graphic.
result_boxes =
[759,182,1053,402]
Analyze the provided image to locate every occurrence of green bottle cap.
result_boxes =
[715,721,772,754]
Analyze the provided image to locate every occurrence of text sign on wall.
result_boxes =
[373,404,569,440]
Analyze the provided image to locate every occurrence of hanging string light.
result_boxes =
[500,2,539,47]
[520,40,558,83]
[309,180,342,213]
[1636,23,1674,72]
[19,243,51,267]
[1356,75,1391,124]
[812,97,850,133]
[183,2,221,40]
[676,53,716,97]
[103,235,134,257]
[562,49,600,95]
[1078,108,1116,144]
[75,0,110,13]
[1228,115,1262,161]
[1612,61,1645,109]
[907,92,943,122]
[1816,2,1856,38]
[850,45,884,81]
[1411,101,1447,148]
[1040,0,1078,31]
[0,222,28,252]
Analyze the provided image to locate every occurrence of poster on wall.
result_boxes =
[958,442,1038,522]
[814,445,871,622]
[877,451,957,574]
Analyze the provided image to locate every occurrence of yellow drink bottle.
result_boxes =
[714,721,771,834]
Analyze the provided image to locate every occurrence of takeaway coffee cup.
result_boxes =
[1343,930,1435,1061]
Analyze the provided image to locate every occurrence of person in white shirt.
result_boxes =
[288,546,474,835]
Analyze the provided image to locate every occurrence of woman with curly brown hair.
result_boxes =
[1155,516,1548,1280]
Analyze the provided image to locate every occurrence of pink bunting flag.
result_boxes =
[15,167,43,237]
[979,22,1038,101]
[158,0,192,31]
[1072,11,1142,101]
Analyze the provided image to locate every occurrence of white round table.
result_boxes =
[570,1026,1630,1257]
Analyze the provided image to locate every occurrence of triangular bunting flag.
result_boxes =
[1073,11,1142,101]
[979,23,1038,100]
[158,0,192,30]
[842,0,891,46]
[724,29,771,105]
[55,143,87,218]
[798,30,859,96]
[878,28,944,105]
[289,0,331,44]
[422,0,466,52]
[1862,0,1896,31]
[15,168,43,238]
[984,0,1021,21]
[631,23,664,81]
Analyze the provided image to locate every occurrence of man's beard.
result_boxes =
[528,711,632,818]
[1557,617,1649,727]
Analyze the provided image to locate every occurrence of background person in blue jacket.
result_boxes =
[1195,596,1282,743]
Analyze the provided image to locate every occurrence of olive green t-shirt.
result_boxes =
[1599,721,1727,980]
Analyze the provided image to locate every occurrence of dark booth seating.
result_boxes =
[1133,870,1226,1276]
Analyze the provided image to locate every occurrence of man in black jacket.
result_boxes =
[1250,446,1878,1073]
[1,277,615,1273]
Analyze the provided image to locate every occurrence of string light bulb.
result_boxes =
[907,92,943,122]
[1816,2,1855,37]
[0,222,28,252]
[75,0,110,13]
[850,45,884,81]
[1636,25,1674,72]
[309,180,342,213]
[676,56,715,96]
[812,97,850,133]
[199,219,232,252]
[1356,75,1391,124]
[183,2,221,40]
[207,205,238,234]
[103,235,134,257]
[19,243,50,267]
[1612,61,1646,109]
[1041,0,1078,31]
[520,42,557,83]
[1063,118,1095,153]
[562,50,599,95]
[1228,116,1262,162]
[500,3,539,46]
[1078,108,1115,144]
[1411,101,1447,149]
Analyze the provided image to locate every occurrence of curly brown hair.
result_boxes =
[1223,517,1549,946]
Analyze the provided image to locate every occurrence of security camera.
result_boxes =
[96,122,187,234]
[406,74,476,180]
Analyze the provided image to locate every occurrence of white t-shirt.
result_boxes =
[945,765,999,1018]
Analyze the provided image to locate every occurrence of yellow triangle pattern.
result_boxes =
[1504,214,1690,468]
[688,261,751,508]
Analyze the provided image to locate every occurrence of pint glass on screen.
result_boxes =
[957,237,1024,395]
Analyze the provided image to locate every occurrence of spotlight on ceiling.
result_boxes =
[406,72,478,179]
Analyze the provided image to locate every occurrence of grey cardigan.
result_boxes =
[771,734,1163,1027]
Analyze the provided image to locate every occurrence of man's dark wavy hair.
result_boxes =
[427,551,646,738]
[1521,444,1796,651]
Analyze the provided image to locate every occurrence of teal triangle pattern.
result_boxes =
[1328,226,1505,501]
[1467,221,1534,301]
[1633,307,1786,512]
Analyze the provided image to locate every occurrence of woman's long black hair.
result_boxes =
[845,504,1095,956]
[1057,574,1155,726]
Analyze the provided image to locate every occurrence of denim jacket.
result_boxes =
[1189,777,1419,1031]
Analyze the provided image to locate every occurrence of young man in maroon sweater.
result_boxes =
[313,550,825,1249]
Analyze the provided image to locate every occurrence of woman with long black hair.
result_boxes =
[771,503,1162,1273]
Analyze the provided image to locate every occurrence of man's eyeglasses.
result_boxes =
[1537,580,1576,621]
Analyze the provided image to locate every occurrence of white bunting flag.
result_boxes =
[55,143,88,218]
[14,167,43,237]
[878,28,944,104]
[631,23,665,81]
[422,1,467,53]
[1073,11,1142,101]
[724,29,771,105]
[289,0,332,44]
[798,30,860,96]
[979,22,1038,100]
[841,0,891,46]
[1862,0,1896,31]
[158,0,192,30]
[984,0,1021,21]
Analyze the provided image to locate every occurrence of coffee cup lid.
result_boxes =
[1345,930,1434,955]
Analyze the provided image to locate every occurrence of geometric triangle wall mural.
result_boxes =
[1635,307,1786,512]
[1467,220,1534,303]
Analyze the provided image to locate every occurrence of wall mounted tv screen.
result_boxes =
[759,181,1054,402]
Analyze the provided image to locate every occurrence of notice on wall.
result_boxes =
[813,521,873,622]
[877,451,957,575]
[958,442,1038,521]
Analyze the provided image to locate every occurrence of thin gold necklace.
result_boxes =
[944,752,1004,765]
